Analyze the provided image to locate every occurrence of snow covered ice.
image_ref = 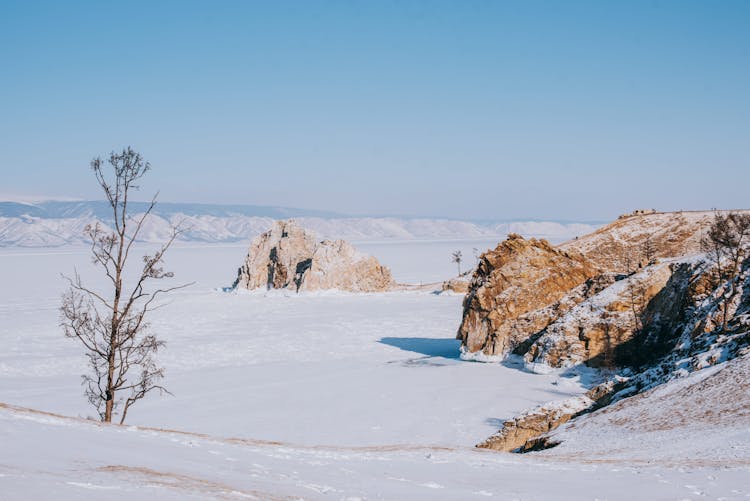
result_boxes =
[1,240,749,499]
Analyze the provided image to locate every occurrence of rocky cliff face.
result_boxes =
[456,234,600,360]
[460,210,750,453]
[233,220,395,292]
[458,211,750,364]
[480,257,750,452]
[477,242,750,454]
[234,219,317,291]
[524,262,675,369]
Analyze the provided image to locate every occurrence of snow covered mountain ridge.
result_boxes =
[0,200,600,247]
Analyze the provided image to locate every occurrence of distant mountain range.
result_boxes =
[0,200,343,220]
[0,200,601,247]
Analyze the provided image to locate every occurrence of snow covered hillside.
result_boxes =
[4,399,749,500]
[539,354,750,464]
[0,200,599,246]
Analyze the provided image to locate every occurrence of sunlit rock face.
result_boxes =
[469,211,750,454]
[456,211,748,364]
[456,234,600,360]
[233,220,395,293]
[523,263,675,369]
[479,257,750,453]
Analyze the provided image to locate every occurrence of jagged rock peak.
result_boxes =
[456,234,600,360]
[233,219,395,293]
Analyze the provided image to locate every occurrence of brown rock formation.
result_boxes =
[233,220,395,292]
[234,219,317,291]
[456,234,600,359]
[457,211,750,363]
[477,379,624,452]
[524,263,675,369]
[477,396,592,452]
[480,254,750,454]
[474,212,750,454]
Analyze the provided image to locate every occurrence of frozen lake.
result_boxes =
[1,238,582,447]
[2,240,748,499]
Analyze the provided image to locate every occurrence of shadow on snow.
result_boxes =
[379,337,462,360]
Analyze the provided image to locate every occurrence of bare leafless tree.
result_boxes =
[624,253,635,275]
[641,236,656,266]
[452,250,463,276]
[60,147,190,424]
[625,276,648,334]
[700,211,750,331]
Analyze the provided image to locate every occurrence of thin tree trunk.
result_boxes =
[105,218,125,422]
[104,355,115,422]
[722,279,733,332]
[105,280,120,423]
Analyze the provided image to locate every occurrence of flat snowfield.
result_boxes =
[1,241,749,500]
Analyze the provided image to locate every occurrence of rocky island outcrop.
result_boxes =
[233,220,395,293]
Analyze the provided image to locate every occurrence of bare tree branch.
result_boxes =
[700,211,750,331]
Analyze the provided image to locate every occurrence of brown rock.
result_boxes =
[524,263,675,369]
[477,396,593,452]
[234,219,317,291]
[456,211,750,363]
[478,380,623,452]
[457,234,600,359]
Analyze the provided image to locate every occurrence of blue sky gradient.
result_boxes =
[1,1,748,220]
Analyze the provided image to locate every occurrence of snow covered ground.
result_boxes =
[1,241,749,499]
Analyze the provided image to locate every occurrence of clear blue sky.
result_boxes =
[1,1,748,220]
